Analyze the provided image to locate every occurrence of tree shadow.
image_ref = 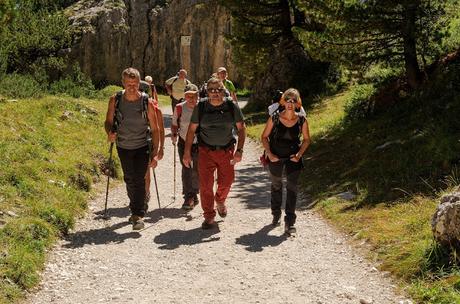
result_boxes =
[63,220,141,249]
[153,225,221,250]
[231,166,271,209]
[235,224,287,252]
[145,207,190,224]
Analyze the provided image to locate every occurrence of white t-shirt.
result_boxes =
[172,101,197,143]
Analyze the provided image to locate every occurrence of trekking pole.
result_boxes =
[173,142,176,202]
[152,169,163,219]
[103,142,114,218]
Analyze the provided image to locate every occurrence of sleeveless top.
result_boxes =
[269,115,303,158]
[116,95,149,150]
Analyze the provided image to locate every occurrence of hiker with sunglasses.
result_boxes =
[261,88,311,236]
[183,78,246,229]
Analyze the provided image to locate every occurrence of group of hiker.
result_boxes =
[104,66,310,235]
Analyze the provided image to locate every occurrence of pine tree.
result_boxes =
[298,0,452,89]
[220,0,329,108]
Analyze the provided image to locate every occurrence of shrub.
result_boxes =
[96,85,123,100]
[344,84,376,121]
[0,73,44,98]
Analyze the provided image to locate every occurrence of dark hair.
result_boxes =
[272,90,283,104]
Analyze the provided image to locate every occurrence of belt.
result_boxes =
[199,139,235,151]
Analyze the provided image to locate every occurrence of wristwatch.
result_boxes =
[236,148,244,154]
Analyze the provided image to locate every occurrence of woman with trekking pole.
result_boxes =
[261,88,311,236]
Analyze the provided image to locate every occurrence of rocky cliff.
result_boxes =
[67,0,238,87]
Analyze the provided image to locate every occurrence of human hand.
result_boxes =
[183,153,192,168]
[267,152,279,162]
[108,132,117,143]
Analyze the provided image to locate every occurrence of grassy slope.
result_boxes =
[0,90,170,303]
[245,58,460,303]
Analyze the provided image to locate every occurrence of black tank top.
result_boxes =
[269,115,303,158]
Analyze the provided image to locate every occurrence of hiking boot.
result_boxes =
[216,203,227,218]
[201,220,216,230]
[181,198,195,211]
[272,214,281,226]
[131,216,145,230]
[284,223,296,236]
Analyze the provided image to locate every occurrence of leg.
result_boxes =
[117,146,149,217]
[198,147,217,222]
[178,139,194,209]
[269,161,284,222]
[284,160,302,226]
[191,144,200,202]
[214,148,235,205]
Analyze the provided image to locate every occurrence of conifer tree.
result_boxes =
[298,0,451,89]
[220,0,329,108]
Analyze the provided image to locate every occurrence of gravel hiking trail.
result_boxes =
[26,105,411,304]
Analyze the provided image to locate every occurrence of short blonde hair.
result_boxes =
[145,75,153,83]
[121,67,140,81]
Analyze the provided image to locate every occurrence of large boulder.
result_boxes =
[432,191,460,249]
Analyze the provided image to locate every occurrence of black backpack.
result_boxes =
[113,91,150,130]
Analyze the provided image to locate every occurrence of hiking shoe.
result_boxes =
[272,214,281,226]
[201,220,216,230]
[132,217,145,230]
[181,198,195,211]
[284,223,296,236]
[216,203,227,218]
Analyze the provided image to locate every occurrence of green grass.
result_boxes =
[244,56,460,302]
[0,95,121,303]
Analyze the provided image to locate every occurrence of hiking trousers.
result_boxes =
[268,159,302,226]
[178,138,199,199]
[117,145,149,217]
[198,146,235,221]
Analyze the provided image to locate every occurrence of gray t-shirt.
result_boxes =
[190,98,244,147]
[116,95,149,150]
[172,100,197,143]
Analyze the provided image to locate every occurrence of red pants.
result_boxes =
[198,146,235,221]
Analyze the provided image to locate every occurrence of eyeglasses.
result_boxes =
[285,98,297,104]
[208,88,224,93]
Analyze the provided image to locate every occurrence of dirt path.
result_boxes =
[26,106,410,304]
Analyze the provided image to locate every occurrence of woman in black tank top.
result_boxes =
[261,88,311,236]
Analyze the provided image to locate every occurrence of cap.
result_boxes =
[217,67,227,73]
[184,83,199,94]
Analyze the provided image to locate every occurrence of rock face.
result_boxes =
[67,0,238,87]
[432,191,460,249]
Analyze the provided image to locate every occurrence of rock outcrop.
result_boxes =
[67,0,239,87]
[432,191,460,250]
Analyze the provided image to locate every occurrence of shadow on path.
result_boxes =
[232,166,270,210]
[235,224,287,252]
[63,221,141,249]
[153,226,221,250]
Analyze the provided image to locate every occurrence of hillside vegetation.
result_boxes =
[246,51,460,303]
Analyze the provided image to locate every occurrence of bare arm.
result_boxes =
[233,121,246,163]
[155,107,165,160]
[147,99,160,167]
[290,119,311,162]
[104,95,116,142]
[183,122,198,168]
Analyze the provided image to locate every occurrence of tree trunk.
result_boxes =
[402,1,422,89]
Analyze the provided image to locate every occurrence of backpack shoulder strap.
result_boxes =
[225,97,236,122]
[140,92,149,122]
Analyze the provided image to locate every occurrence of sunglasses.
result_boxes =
[208,88,224,93]
[285,98,297,104]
